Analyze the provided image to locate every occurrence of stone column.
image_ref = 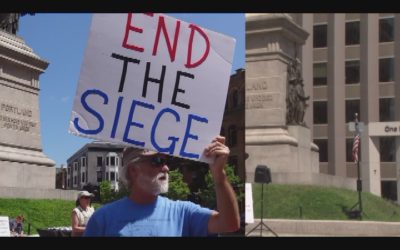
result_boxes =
[246,14,317,183]
[299,14,314,133]
[327,14,346,177]
[360,14,381,196]
[0,30,55,189]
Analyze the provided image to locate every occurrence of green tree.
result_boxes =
[197,164,244,210]
[99,181,113,204]
[164,169,190,200]
[114,180,129,200]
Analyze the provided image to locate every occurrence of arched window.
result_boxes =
[232,89,239,109]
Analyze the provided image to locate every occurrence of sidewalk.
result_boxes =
[245,219,400,237]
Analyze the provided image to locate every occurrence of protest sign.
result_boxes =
[0,216,10,237]
[245,183,254,224]
[69,13,235,163]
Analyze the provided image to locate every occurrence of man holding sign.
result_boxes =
[71,13,239,236]
[84,136,239,236]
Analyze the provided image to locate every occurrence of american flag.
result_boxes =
[352,133,360,163]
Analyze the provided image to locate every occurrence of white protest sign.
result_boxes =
[0,216,10,237]
[245,183,254,224]
[69,14,235,163]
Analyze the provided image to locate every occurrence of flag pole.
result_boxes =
[355,113,362,220]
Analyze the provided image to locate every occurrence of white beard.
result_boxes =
[138,172,169,195]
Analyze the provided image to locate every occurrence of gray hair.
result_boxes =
[119,155,134,190]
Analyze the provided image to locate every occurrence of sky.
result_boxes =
[18,13,245,167]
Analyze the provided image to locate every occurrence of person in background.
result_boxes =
[84,136,240,237]
[71,190,95,236]
[9,214,24,236]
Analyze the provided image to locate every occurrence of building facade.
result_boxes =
[292,13,399,201]
[177,69,245,194]
[66,141,124,191]
[222,68,246,182]
[55,165,67,189]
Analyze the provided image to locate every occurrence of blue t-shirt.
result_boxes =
[84,196,213,237]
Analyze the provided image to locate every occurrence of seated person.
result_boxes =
[9,215,24,236]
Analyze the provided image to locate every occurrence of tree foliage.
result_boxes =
[164,169,190,200]
[197,164,244,210]
[99,181,113,204]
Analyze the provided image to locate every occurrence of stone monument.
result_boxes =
[0,14,56,189]
[245,14,320,185]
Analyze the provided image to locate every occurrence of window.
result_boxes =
[345,100,360,123]
[314,139,328,162]
[379,17,394,43]
[380,98,395,122]
[379,58,394,82]
[81,172,85,183]
[97,157,102,166]
[313,101,327,124]
[232,89,239,109]
[116,157,119,166]
[345,60,360,84]
[110,156,115,166]
[74,176,77,185]
[228,156,239,176]
[110,172,115,181]
[346,138,352,162]
[228,125,237,147]
[106,157,109,166]
[313,62,327,86]
[313,24,327,48]
[381,181,397,201]
[97,171,102,183]
[73,162,78,171]
[380,137,395,162]
[106,172,109,181]
[81,157,87,167]
[345,21,360,45]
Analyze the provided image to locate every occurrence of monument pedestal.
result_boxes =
[0,30,55,189]
[245,14,356,190]
[245,14,312,183]
[246,125,319,184]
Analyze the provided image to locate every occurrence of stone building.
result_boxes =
[66,141,124,191]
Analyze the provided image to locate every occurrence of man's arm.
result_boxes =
[204,136,240,234]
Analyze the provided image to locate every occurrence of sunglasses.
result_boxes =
[137,155,169,168]
[81,196,91,199]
